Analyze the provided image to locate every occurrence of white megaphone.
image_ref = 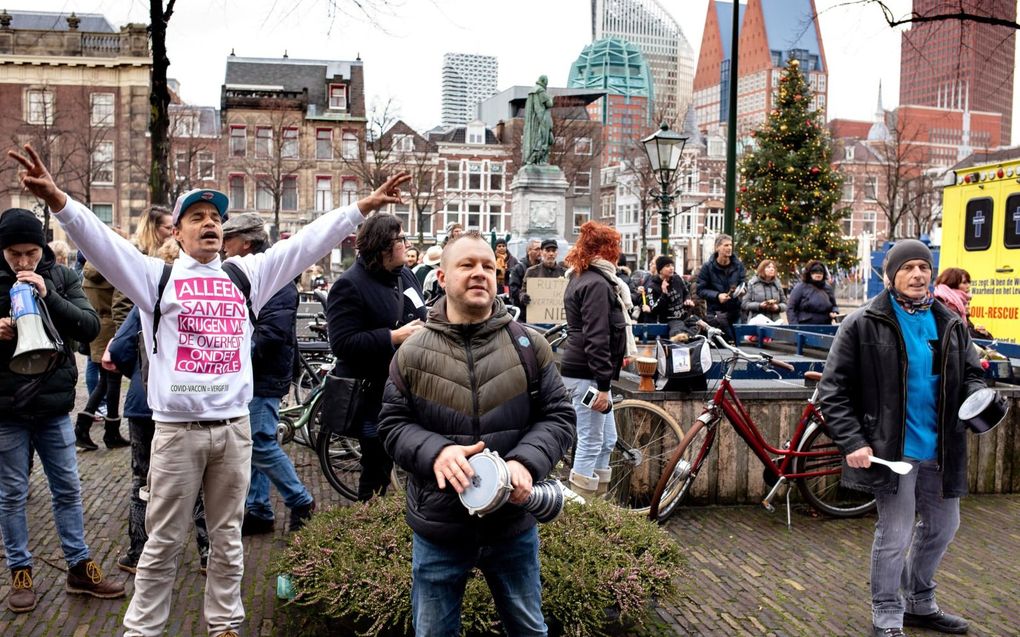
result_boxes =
[9,281,60,375]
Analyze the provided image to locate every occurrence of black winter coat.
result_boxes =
[0,247,100,417]
[559,268,627,391]
[326,258,426,419]
[787,281,837,325]
[107,306,150,420]
[649,274,690,322]
[252,282,298,398]
[696,255,745,316]
[378,298,574,545]
[818,292,986,497]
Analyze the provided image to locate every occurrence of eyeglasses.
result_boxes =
[392,235,409,246]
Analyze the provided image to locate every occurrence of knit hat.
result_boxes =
[0,209,46,250]
[883,239,933,279]
[655,255,674,273]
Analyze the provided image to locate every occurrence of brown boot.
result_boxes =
[103,418,130,449]
[66,559,126,599]
[8,567,37,613]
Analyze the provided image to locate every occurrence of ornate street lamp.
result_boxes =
[641,122,688,258]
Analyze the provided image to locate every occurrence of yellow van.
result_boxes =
[940,157,1020,343]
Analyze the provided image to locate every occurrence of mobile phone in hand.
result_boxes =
[580,385,612,414]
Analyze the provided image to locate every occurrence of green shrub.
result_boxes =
[273,496,686,636]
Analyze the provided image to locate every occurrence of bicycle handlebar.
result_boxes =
[707,330,794,372]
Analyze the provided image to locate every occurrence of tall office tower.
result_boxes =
[899,0,1016,144]
[441,53,498,127]
[592,0,695,124]
[692,0,827,136]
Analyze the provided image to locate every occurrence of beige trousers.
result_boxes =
[123,416,252,637]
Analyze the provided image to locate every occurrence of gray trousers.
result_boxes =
[871,459,960,629]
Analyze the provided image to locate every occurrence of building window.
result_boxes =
[255,127,273,159]
[488,204,503,233]
[864,177,878,201]
[842,216,853,236]
[467,203,481,229]
[228,175,245,209]
[862,210,877,235]
[92,203,113,225]
[575,137,593,155]
[230,126,246,158]
[176,112,199,137]
[26,89,54,125]
[316,176,333,212]
[445,201,461,229]
[281,128,299,159]
[394,203,410,229]
[446,161,461,190]
[255,177,273,211]
[341,179,358,206]
[575,170,591,195]
[842,176,854,201]
[93,142,114,184]
[706,208,724,233]
[467,125,485,144]
[341,131,358,160]
[282,176,298,211]
[174,151,189,182]
[468,162,482,190]
[316,129,333,160]
[329,84,347,110]
[573,206,591,233]
[90,93,114,127]
[392,134,414,153]
[197,151,215,180]
[489,162,503,191]
[844,146,855,161]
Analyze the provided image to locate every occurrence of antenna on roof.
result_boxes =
[356,52,361,61]
[229,48,235,56]
[283,50,288,58]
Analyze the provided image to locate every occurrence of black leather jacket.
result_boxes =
[818,291,985,496]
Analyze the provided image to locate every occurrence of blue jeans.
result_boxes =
[871,459,961,629]
[85,359,99,396]
[562,377,616,477]
[245,396,312,520]
[412,527,547,637]
[0,414,90,570]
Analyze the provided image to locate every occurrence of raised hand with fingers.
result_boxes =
[8,144,67,212]
[357,171,412,215]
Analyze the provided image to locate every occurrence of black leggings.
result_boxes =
[84,368,122,419]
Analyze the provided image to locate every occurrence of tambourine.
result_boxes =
[958,387,1009,435]
[458,449,566,523]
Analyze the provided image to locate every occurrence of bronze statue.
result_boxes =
[522,75,554,166]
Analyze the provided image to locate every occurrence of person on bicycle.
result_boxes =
[221,213,315,536]
[818,240,986,637]
[9,143,409,637]
[560,222,635,499]
[325,214,427,501]
[378,232,574,636]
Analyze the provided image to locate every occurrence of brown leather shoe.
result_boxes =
[8,567,37,613]
[66,559,126,598]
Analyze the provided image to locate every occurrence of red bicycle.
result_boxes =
[648,331,876,524]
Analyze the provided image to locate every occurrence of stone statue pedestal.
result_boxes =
[510,165,569,238]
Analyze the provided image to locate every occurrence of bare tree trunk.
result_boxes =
[149,0,176,206]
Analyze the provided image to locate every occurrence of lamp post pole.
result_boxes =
[659,191,673,257]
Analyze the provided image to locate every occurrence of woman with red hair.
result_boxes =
[558,221,634,499]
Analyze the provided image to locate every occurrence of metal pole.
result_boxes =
[723,0,740,236]
[660,196,670,256]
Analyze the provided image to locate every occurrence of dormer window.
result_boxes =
[329,84,347,110]
[467,124,485,145]
[392,134,414,153]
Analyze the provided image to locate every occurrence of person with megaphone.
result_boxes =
[9,143,410,637]
[0,207,127,614]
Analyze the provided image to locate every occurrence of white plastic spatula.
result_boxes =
[869,456,913,475]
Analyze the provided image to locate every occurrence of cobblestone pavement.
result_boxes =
[1,374,1017,635]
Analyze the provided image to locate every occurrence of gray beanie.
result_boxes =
[883,239,933,279]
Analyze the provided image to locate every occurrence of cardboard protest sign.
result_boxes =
[528,277,567,323]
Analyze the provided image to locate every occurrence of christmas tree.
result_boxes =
[736,57,857,281]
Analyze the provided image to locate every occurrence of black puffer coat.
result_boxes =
[559,268,627,391]
[378,298,575,545]
[326,258,426,419]
[696,254,745,316]
[818,292,986,496]
[252,282,298,398]
[0,246,100,417]
[787,281,837,325]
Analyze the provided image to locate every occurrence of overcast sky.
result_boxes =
[18,0,1020,144]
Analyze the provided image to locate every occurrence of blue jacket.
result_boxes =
[108,306,150,419]
[252,283,299,398]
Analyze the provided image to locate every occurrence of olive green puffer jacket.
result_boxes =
[378,297,575,545]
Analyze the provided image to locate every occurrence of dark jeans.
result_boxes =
[84,368,122,419]
[357,419,392,501]
[126,418,208,562]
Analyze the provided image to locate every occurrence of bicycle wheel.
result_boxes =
[291,364,320,405]
[793,421,876,517]
[649,419,715,523]
[315,406,362,501]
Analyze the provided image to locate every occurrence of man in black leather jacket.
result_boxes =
[818,240,985,637]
